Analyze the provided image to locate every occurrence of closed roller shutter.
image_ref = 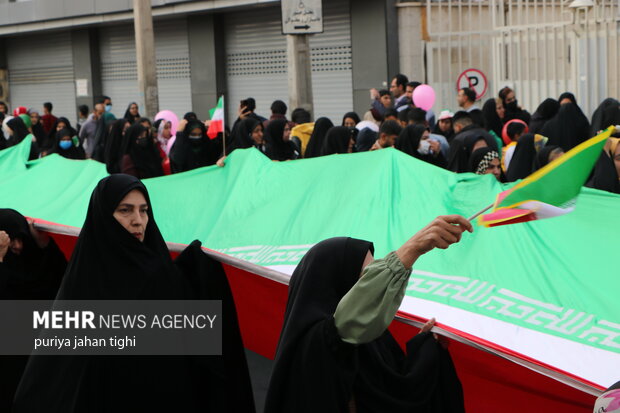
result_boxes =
[225,7,289,122]
[99,20,192,119]
[225,0,352,123]
[308,0,353,121]
[7,32,77,123]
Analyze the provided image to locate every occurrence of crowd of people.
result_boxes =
[1,74,619,194]
[1,74,619,412]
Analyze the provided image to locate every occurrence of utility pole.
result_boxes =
[282,0,323,118]
[133,0,159,119]
[287,34,314,118]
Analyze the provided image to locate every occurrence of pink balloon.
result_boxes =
[412,84,436,111]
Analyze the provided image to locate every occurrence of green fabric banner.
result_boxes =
[0,141,618,359]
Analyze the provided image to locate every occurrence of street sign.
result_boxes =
[282,0,323,35]
[456,68,488,101]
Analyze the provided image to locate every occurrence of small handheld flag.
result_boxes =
[207,96,225,140]
[478,126,616,227]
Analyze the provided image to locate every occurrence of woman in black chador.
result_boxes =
[265,216,471,413]
[13,174,255,413]
[0,209,68,411]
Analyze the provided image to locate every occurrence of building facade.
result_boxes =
[1,0,618,124]
[0,0,400,124]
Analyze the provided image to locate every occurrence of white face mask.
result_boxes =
[418,139,431,155]
[2,117,13,137]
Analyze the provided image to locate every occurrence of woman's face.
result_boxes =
[60,135,71,142]
[438,119,452,132]
[251,124,264,144]
[56,122,66,131]
[472,139,488,152]
[496,100,505,119]
[485,158,501,180]
[135,130,149,148]
[189,127,202,139]
[422,130,430,140]
[343,117,356,128]
[504,91,516,105]
[283,124,291,141]
[30,112,39,125]
[113,189,148,242]
[162,121,172,139]
[130,104,138,115]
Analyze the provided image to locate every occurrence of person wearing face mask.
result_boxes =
[46,117,76,155]
[99,96,117,131]
[395,124,446,168]
[49,128,86,160]
[169,119,221,173]
[498,87,530,124]
[119,123,164,179]
[102,95,113,114]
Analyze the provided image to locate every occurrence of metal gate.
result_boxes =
[423,0,620,117]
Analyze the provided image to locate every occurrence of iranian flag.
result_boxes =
[479,126,615,227]
[207,96,225,139]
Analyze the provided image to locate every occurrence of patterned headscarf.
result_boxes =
[475,150,499,175]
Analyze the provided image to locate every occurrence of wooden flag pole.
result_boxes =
[222,95,226,156]
[467,203,494,222]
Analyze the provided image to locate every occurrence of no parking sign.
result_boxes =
[456,69,488,101]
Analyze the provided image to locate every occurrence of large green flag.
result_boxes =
[0,142,618,389]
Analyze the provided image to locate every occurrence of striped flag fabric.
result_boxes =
[207,96,225,139]
[478,126,616,227]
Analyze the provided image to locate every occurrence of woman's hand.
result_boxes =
[0,231,9,262]
[419,317,449,349]
[396,215,473,269]
[28,219,50,249]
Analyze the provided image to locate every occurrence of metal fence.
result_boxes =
[421,0,620,116]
